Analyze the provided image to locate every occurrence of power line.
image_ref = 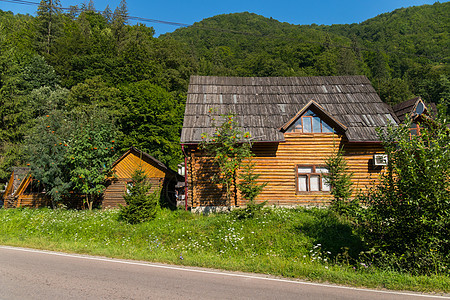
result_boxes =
[0,0,444,61]
[1,0,37,6]
[1,0,190,26]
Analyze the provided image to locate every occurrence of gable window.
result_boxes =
[415,101,425,115]
[286,110,334,134]
[296,165,330,192]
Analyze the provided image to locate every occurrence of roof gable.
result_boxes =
[181,76,398,143]
[392,97,436,123]
[279,100,347,133]
[112,147,179,179]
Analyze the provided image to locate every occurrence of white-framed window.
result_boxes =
[296,165,330,192]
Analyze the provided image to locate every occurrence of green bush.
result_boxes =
[357,108,450,275]
[119,169,159,224]
[323,148,354,214]
[230,200,268,220]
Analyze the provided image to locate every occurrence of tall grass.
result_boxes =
[0,207,448,293]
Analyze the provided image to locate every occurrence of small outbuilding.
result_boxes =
[2,167,49,208]
[103,147,182,208]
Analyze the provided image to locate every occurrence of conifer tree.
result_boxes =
[113,0,129,25]
[119,168,159,224]
[87,0,95,11]
[36,0,62,55]
[102,5,113,24]
[112,0,129,42]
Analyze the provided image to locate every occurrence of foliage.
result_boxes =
[27,110,73,205]
[26,108,118,208]
[0,50,63,180]
[167,3,449,104]
[323,147,354,213]
[0,143,25,180]
[237,158,267,202]
[35,0,62,55]
[118,80,183,169]
[0,207,448,293]
[200,113,254,205]
[119,168,159,224]
[357,108,450,275]
[67,108,119,210]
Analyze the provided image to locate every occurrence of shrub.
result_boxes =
[119,169,159,224]
[323,147,354,214]
[230,200,268,220]
[358,108,450,275]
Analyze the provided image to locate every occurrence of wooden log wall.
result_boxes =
[102,178,163,209]
[15,194,50,208]
[187,133,385,207]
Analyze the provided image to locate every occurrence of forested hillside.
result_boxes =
[0,1,449,184]
[165,2,449,105]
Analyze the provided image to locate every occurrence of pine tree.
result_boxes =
[36,0,62,55]
[237,158,267,202]
[119,168,159,224]
[87,0,95,11]
[112,0,129,42]
[102,5,113,24]
[113,0,129,25]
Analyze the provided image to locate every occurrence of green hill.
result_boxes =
[164,2,449,105]
[0,2,448,181]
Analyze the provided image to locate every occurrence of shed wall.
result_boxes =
[102,178,163,208]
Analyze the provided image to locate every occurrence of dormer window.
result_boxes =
[286,110,334,134]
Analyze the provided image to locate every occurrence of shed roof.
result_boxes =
[11,167,30,196]
[112,147,182,180]
[392,97,437,123]
[181,76,399,143]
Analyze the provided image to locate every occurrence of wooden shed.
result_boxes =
[181,75,400,210]
[102,147,182,208]
[2,167,49,208]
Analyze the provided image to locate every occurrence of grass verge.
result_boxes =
[0,207,448,293]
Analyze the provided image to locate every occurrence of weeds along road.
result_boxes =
[0,246,447,300]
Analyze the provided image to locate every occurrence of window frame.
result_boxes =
[409,122,421,138]
[285,110,335,134]
[295,165,330,194]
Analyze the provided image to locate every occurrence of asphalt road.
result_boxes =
[0,246,447,300]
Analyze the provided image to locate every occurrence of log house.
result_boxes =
[181,76,400,210]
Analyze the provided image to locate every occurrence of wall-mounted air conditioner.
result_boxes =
[373,154,388,166]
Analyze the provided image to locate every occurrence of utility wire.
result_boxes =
[0,0,444,61]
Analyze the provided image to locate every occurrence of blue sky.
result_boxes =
[1,0,443,36]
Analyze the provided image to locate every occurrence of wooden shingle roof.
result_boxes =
[392,97,437,123]
[181,76,399,143]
